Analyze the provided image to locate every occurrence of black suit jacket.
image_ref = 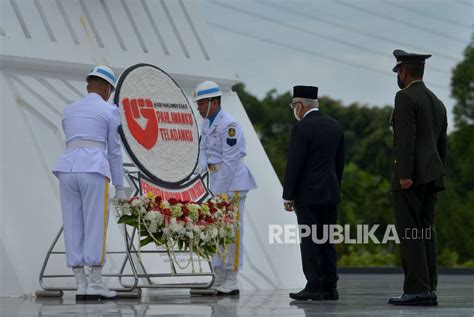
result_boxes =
[283,110,345,207]
[391,81,448,191]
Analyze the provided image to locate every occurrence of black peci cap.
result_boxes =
[293,85,318,99]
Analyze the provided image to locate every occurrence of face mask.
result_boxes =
[397,75,405,89]
[397,70,406,89]
[293,104,301,121]
[105,85,112,101]
[204,99,211,119]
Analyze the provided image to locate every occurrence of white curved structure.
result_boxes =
[0,0,303,296]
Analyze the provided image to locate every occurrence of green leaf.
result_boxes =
[140,236,154,247]
[118,215,138,227]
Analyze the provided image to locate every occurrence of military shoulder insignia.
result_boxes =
[228,127,236,137]
[226,138,237,146]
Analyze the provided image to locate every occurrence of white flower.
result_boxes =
[162,227,171,237]
[209,227,218,239]
[131,199,142,207]
[148,222,158,234]
[139,196,150,204]
[199,232,211,243]
[218,227,226,238]
[144,210,164,227]
[169,219,186,236]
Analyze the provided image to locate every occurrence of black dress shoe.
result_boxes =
[216,289,240,296]
[324,289,339,300]
[388,292,437,306]
[75,294,86,301]
[289,289,325,301]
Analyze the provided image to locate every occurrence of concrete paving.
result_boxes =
[1,274,473,316]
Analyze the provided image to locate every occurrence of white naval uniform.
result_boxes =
[52,93,124,268]
[198,109,257,271]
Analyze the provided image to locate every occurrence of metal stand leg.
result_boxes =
[35,225,141,298]
[36,169,215,298]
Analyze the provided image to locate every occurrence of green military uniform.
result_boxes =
[391,50,448,295]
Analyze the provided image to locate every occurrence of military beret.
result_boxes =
[293,86,318,99]
[392,49,431,72]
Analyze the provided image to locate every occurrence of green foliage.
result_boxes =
[439,39,474,265]
[451,40,474,128]
[118,214,138,228]
[235,71,474,267]
[140,236,154,247]
[339,245,398,267]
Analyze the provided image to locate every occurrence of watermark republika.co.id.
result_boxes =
[268,224,433,244]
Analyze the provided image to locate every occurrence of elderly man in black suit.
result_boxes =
[283,86,345,301]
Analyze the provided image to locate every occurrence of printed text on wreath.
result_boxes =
[122,98,195,147]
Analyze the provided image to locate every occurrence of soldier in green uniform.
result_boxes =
[388,50,448,306]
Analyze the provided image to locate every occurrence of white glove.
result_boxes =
[114,186,127,200]
[192,165,207,177]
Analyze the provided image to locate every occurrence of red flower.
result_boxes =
[155,196,162,205]
[178,216,190,223]
[162,208,171,217]
[169,198,178,205]
[210,207,218,214]
[182,206,190,217]
[205,216,214,224]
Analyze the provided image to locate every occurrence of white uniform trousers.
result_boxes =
[58,172,110,268]
[212,193,246,271]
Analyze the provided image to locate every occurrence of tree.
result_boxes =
[451,40,474,128]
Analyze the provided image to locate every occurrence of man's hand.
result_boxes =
[284,200,295,212]
[400,179,413,190]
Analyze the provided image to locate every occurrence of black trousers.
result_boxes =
[393,183,438,294]
[295,204,338,292]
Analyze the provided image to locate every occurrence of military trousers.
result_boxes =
[393,183,438,294]
[58,172,110,268]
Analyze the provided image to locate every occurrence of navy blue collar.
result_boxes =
[208,108,221,126]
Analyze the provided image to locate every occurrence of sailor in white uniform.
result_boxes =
[193,81,257,295]
[52,66,126,300]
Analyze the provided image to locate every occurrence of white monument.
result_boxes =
[0,0,303,297]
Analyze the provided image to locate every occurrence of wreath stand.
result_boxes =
[35,165,216,299]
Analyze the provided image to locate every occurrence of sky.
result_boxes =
[200,0,473,127]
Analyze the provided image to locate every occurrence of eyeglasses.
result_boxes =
[289,101,301,109]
